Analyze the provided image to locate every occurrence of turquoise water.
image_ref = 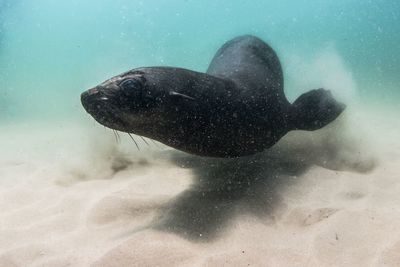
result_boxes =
[0,0,399,121]
[1,3,400,263]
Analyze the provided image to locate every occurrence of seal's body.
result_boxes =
[81,35,345,157]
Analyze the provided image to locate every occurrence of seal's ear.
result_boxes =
[290,88,346,131]
[169,91,195,101]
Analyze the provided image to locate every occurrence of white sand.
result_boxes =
[0,105,399,267]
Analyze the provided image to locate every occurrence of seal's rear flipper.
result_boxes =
[291,88,346,131]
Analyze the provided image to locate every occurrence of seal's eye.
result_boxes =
[120,79,142,97]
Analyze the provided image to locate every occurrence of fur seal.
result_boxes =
[81,35,345,158]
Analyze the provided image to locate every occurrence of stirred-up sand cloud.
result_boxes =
[285,45,358,104]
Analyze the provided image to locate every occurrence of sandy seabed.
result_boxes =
[0,105,399,267]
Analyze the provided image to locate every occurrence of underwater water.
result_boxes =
[1,1,400,266]
[0,0,399,121]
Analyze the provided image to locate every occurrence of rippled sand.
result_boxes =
[1,105,399,267]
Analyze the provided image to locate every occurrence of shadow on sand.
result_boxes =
[152,124,376,242]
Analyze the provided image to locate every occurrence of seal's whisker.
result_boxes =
[115,130,121,143]
[112,130,118,143]
[127,133,140,151]
[114,130,119,143]
[140,136,150,146]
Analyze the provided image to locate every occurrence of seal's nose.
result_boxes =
[81,88,99,101]
[81,87,102,114]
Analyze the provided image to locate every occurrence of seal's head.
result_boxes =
[81,67,200,138]
[81,69,167,134]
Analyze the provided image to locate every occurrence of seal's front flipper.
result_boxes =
[291,88,346,131]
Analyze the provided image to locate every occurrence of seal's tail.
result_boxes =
[290,88,346,131]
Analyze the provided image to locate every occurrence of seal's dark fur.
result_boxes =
[81,35,345,157]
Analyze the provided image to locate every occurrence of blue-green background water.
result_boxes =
[0,0,399,121]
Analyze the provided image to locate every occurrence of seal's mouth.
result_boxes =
[81,88,126,131]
